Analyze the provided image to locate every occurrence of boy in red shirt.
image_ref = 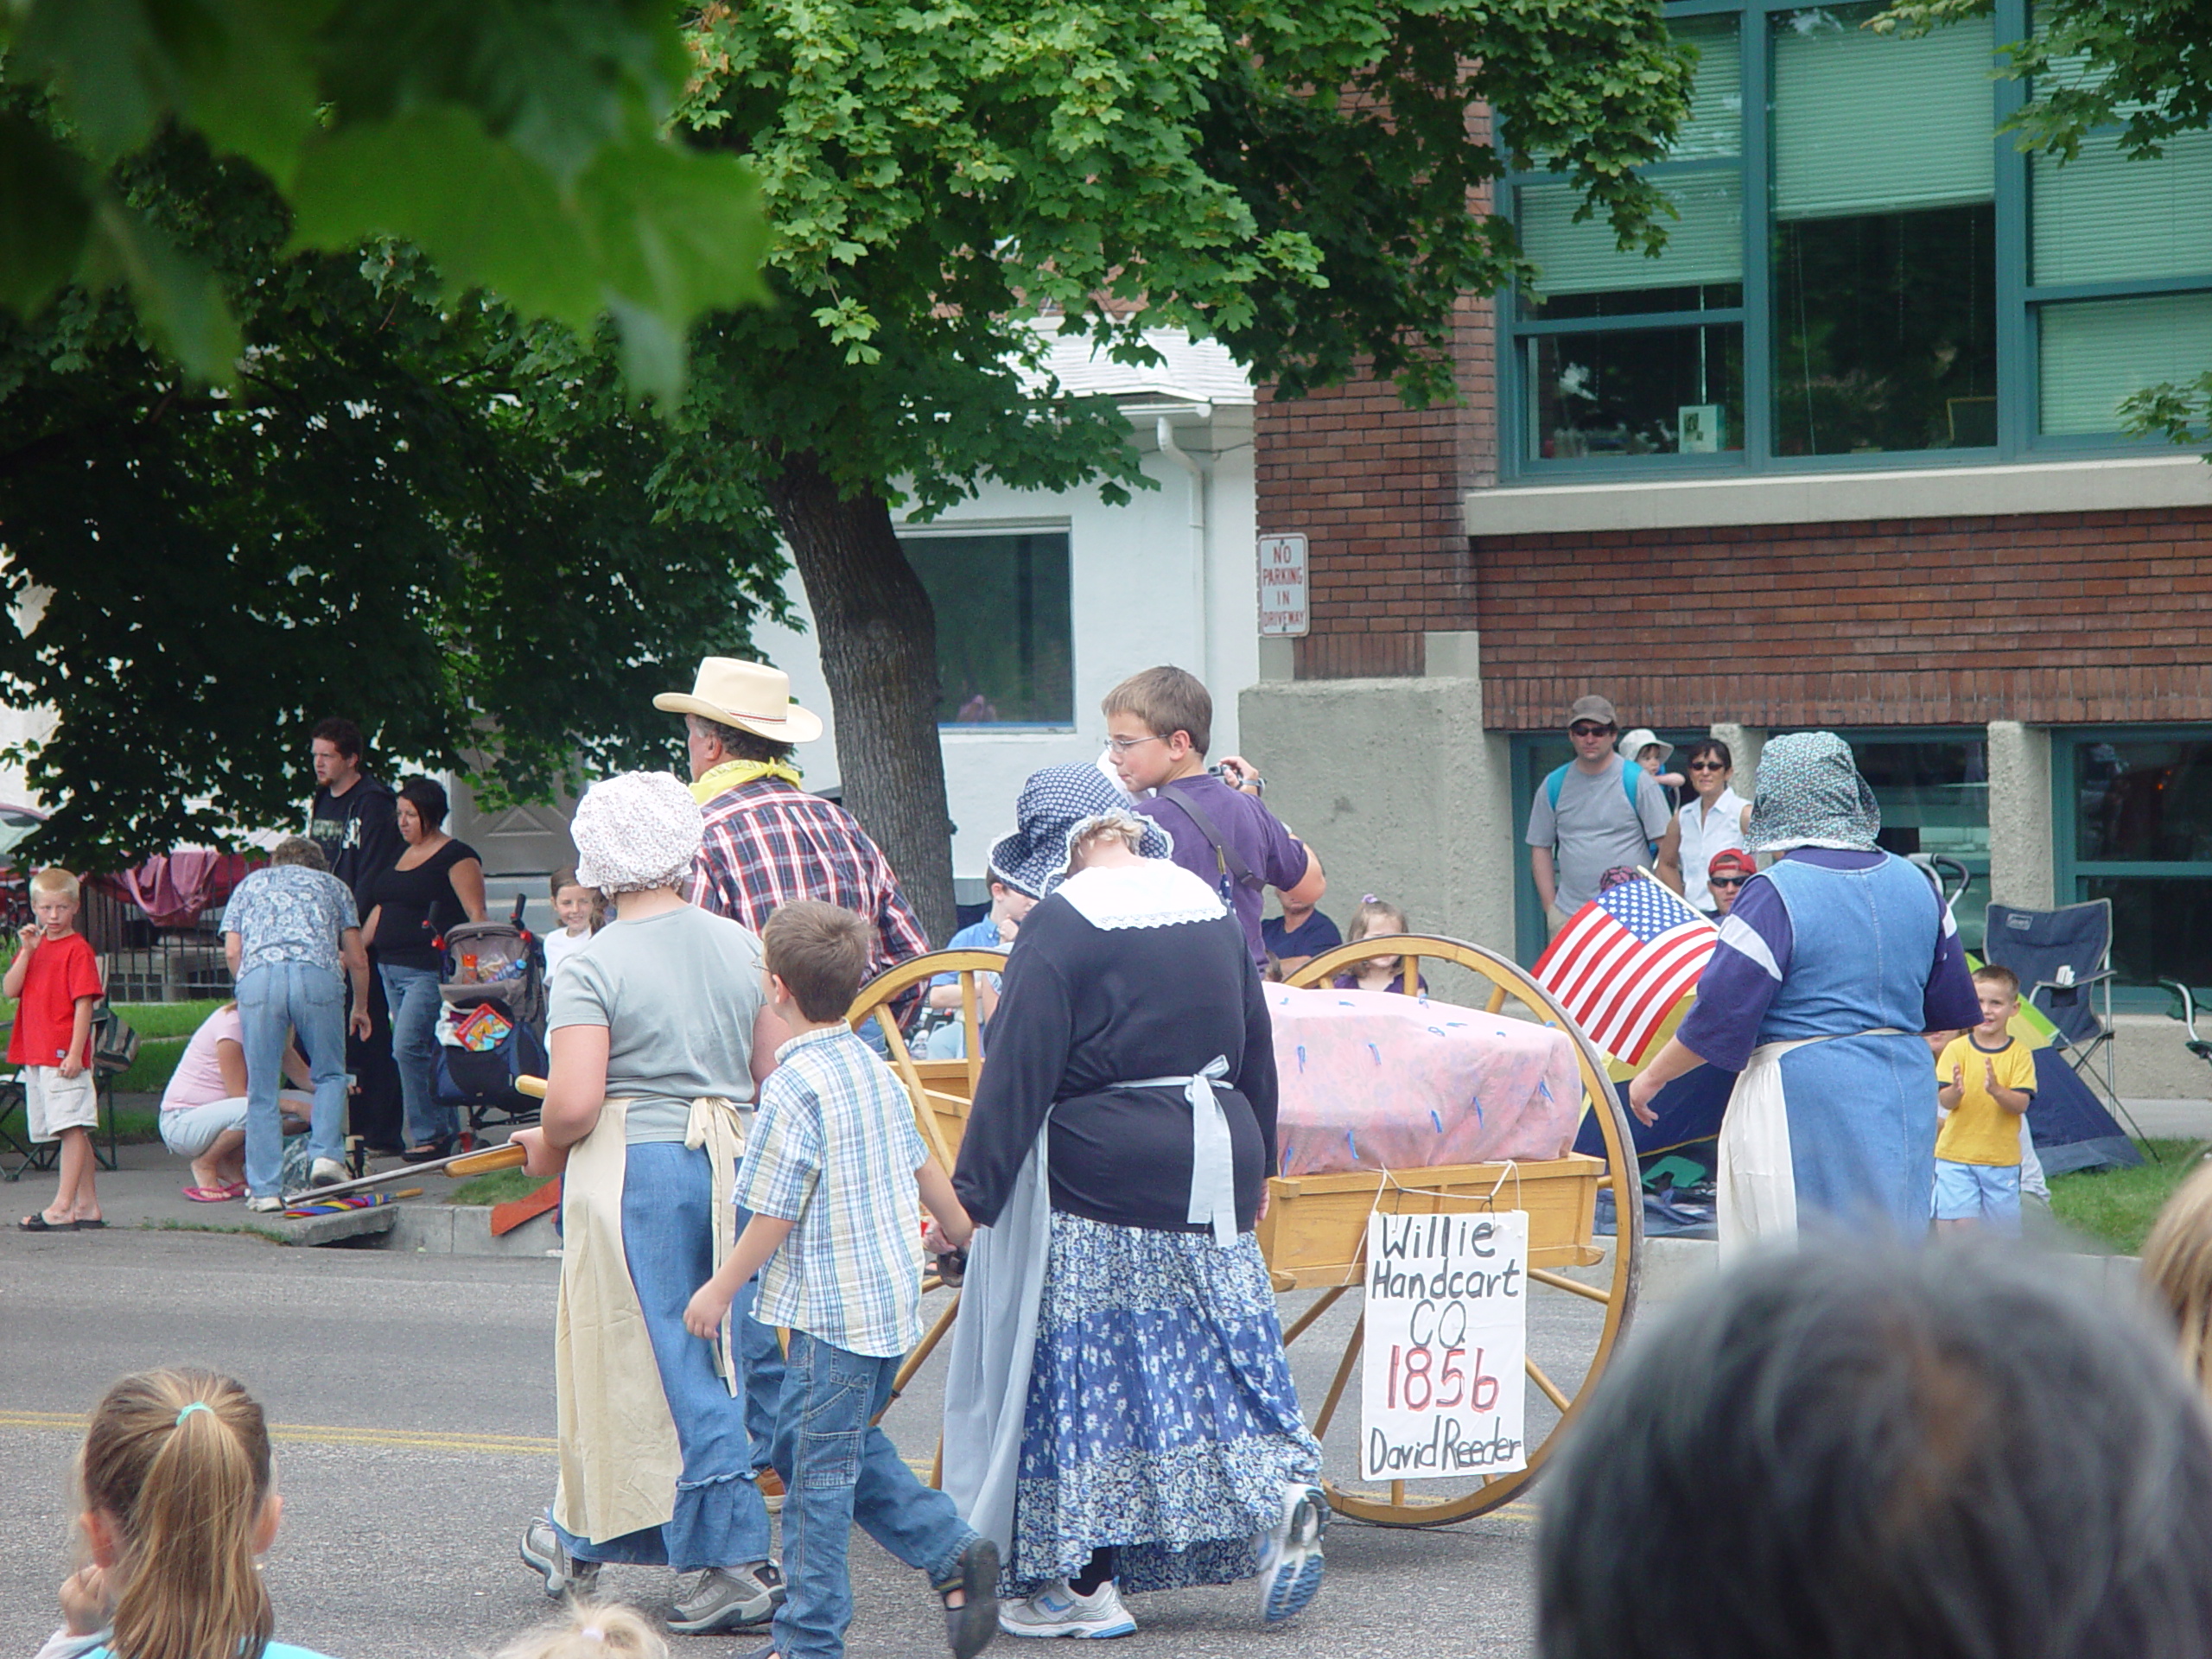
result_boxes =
[10,868,106,1230]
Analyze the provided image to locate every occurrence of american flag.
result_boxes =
[1532,877,1719,1065]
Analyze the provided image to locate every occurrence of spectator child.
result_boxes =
[1933,964,2037,1235]
[1617,728,1686,793]
[10,868,106,1233]
[543,867,607,983]
[495,1600,667,1659]
[34,1369,337,1659]
[1705,849,1757,918]
[1103,665,1325,968]
[1261,897,1342,975]
[926,874,1035,1028]
[684,900,998,1659]
[2145,1161,2212,1410]
[1332,897,1427,995]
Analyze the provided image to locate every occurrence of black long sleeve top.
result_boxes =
[951,869,1279,1235]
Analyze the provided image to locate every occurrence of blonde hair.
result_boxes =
[1101,665,1212,756]
[79,1370,275,1659]
[30,866,79,899]
[2144,1162,2212,1409]
[494,1599,668,1659]
[1349,895,1410,942]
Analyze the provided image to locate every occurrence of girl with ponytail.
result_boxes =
[36,1369,337,1659]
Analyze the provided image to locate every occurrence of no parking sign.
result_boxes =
[1360,1210,1529,1480]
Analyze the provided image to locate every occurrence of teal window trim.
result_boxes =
[2050,723,2212,1010]
[1498,0,2212,481]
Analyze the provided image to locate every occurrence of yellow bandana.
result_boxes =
[690,757,804,804]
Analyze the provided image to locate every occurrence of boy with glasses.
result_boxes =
[1102,665,1325,968]
[1525,696,1674,938]
[1705,849,1757,918]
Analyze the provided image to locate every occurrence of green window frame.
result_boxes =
[2051,726,2212,1009]
[1500,0,2212,480]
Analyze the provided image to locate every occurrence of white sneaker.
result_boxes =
[309,1157,347,1188]
[999,1579,1136,1638]
[245,1196,285,1214]
[1256,1484,1326,1623]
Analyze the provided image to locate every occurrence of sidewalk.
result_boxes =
[5,1097,532,1249]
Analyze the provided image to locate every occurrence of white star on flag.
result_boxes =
[1532,876,1718,1065]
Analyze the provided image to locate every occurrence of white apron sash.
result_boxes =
[1717,1030,1903,1263]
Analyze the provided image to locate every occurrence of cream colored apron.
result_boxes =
[552,1096,748,1544]
[1717,1029,1903,1264]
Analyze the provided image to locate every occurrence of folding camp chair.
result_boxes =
[1983,899,2148,1145]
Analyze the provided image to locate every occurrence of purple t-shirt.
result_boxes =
[1678,849,1981,1073]
[1135,775,1309,966]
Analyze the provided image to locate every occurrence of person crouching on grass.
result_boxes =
[685,900,999,1659]
[13,867,106,1233]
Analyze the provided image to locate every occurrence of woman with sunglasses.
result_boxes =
[1670,739,1752,917]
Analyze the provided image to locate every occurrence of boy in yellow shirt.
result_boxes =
[1933,964,2037,1235]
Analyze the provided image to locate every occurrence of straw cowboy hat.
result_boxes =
[653,658,824,744]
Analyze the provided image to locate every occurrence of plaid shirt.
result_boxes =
[737,1026,930,1357]
[686,778,930,986]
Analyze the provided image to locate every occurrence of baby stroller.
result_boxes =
[432,897,548,1133]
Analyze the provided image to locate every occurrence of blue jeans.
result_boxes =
[552,1141,773,1572]
[380,962,454,1147]
[772,1329,976,1659]
[238,961,348,1198]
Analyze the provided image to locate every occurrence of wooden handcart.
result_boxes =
[846,933,1641,1527]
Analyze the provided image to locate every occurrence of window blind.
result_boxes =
[1772,8,1996,219]
[2034,129,2212,285]
[1522,172,1743,296]
[2039,292,2212,434]
[1669,16,1742,162]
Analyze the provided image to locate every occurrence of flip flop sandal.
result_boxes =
[182,1186,234,1203]
[221,1181,248,1198]
[17,1212,75,1232]
[74,1219,105,1230]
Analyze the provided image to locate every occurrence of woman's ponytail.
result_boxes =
[80,1370,276,1659]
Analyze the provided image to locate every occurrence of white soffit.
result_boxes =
[1463,452,2212,537]
[1036,328,1255,408]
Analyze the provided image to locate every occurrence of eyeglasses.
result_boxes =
[1105,734,1166,755]
[1688,760,1727,772]
[1709,875,1747,888]
[1569,724,1616,739]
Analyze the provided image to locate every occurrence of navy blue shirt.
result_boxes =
[1262,908,1342,961]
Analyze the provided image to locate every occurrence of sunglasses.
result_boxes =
[1569,724,1616,738]
[1709,875,1748,888]
[1688,760,1727,771]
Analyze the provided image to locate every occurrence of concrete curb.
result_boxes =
[379,1200,560,1257]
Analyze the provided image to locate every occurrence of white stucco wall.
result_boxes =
[753,406,1261,887]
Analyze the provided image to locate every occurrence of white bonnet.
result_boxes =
[570,771,704,894]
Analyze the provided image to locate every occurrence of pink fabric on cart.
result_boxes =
[1268,986,1583,1177]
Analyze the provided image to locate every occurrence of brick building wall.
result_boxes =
[1255,294,1497,680]
[1472,510,2212,730]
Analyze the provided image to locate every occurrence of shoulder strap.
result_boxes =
[1545,764,1569,810]
[1624,764,1641,810]
[1165,785,1265,893]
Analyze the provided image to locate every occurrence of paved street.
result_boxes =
[1,1228,1541,1657]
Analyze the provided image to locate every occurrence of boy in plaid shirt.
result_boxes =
[686,901,995,1659]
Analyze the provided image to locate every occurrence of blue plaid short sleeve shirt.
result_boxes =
[736,1026,931,1358]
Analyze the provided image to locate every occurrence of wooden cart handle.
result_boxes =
[445,1142,527,1177]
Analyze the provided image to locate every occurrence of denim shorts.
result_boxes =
[1933,1158,2022,1230]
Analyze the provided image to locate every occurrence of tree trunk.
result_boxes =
[764,452,957,944]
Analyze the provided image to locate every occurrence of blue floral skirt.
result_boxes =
[1010,1211,1322,1595]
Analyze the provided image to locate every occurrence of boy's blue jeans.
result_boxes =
[238,960,348,1198]
[770,1327,977,1659]
[550,1141,777,1571]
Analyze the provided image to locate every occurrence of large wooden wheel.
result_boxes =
[846,937,1642,1526]
[1277,935,1640,1525]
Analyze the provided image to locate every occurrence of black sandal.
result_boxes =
[934,1536,1000,1659]
[18,1211,75,1232]
[402,1137,454,1163]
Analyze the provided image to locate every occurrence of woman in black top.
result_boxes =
[362,776,486,1158]
[941,764,1325,1639]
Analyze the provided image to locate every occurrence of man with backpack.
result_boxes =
[1526,695,1673,938]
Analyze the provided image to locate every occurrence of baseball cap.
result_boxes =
[1708,849,1758,880]
[1567,695,1618,729]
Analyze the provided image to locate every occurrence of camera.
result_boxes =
[1207,763,1264,796]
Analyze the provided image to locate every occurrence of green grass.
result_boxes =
[448,1168,554,1206]
[2049,1139,2211,1255]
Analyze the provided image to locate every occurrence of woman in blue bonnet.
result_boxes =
[939,763,1326,1641]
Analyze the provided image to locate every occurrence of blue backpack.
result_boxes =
[1545,761,1659,860]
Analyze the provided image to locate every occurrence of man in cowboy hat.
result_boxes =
[654,656,929,998]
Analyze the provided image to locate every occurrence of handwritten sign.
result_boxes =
[1257,534,1309,637]
[1361,1210,1529,1480]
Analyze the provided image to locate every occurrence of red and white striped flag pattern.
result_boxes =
[1531,876,1719,1064]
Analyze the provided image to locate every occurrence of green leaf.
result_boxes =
[577,136,771,322]
[80,196,241,382]
[284,104,602,326]
[0,111,91,313]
